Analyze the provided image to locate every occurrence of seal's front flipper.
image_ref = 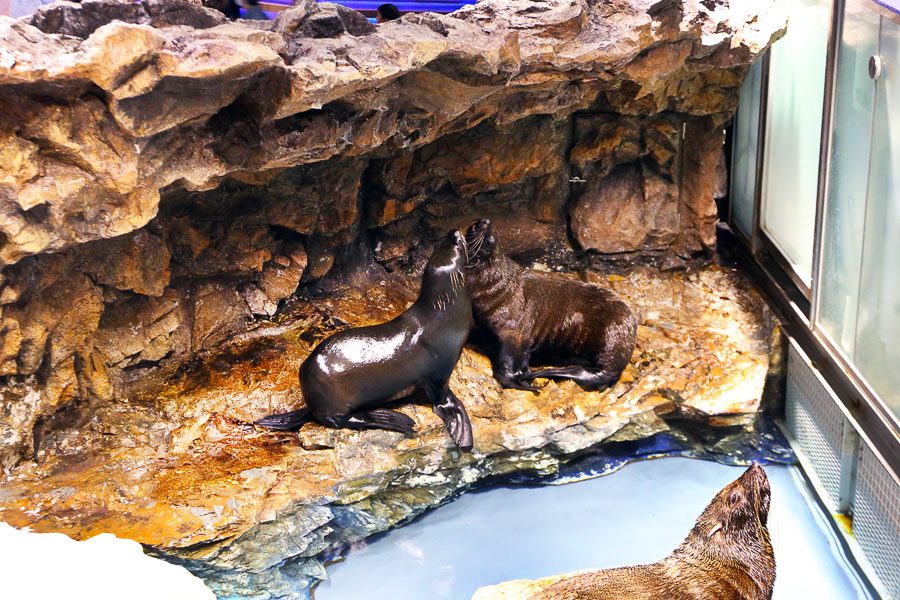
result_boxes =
[255,408,311,431]
[433,393,474,452]
[345,408,416,435]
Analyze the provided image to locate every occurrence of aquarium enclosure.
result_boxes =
[0,0,897,599]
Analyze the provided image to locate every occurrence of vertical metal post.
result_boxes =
[809,0,845,330]
[838,419,860,512]
[750,51,770,256]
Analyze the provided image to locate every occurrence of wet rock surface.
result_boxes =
[0,0,785,468]
[0,264,781,598]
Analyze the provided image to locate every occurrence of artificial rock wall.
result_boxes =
[0,0,784,468]
[0,1,792,597]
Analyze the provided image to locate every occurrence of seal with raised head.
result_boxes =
[472,463,775,600]
[464,219,638,392]
[255,230,475,451]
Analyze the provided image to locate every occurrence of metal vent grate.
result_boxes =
[853,444,900,599]
[784,341,845,509]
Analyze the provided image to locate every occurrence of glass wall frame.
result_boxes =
[728,0,900,462]
[813,0,900,426]
[759,0,835,292]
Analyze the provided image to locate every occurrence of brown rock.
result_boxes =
[0,265,778,597]
[144,0,227,29]
[256,243,308,303]
[0,0,783,265]
[240,284,278,317]
[410,116,568,198]
[1,269,103,376]
[275,1,375,38]
[570,114,680,180]
[169,219,275,279]
[190,281,250,351]
[27,0,149,38]
[571,162,680,254]
[677,118,726,256]
[302,239,336,281]
[0,318,21,376]
[79,230,171,297]
[93,288,188,367]
[263,158,366,236]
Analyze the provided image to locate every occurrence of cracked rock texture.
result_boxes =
[0,0,785,597]
[0,264,782,598]
[0,0,784,467]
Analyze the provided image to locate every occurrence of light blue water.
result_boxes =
[315,458,873,600]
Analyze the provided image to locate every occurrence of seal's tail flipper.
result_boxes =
[255,408,311,431]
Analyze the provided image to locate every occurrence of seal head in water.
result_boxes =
[256,230,475,451]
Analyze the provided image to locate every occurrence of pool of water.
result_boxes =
[315,457,873,599]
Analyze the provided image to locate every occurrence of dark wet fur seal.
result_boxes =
[477,464,775,600]
[464,219,638,392]
[256,231,475,451]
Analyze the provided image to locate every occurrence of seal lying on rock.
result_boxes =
[256,230,475,451]
[464,219,637,392]
[472,463,775,600]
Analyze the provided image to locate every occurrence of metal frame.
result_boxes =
[750,54,771,257]
[758,230,812,303]
[727,0,900,478]
[727,53,769,253]
[808,0,900,467]
[809,0,846,324]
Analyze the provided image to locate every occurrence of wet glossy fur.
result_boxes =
[464,219,638,392]
[256,231,475,450]
[531,464,775,599]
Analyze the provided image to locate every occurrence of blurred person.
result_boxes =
[376,3,400,23]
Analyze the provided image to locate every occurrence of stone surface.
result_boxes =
[0,1,787,595]
[0,0,784,264]
[0,264,781,598]
[0,0,786,464]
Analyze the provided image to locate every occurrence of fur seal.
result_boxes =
[256,230,475,451]
[463,219,638,392]
[472,463,775,600]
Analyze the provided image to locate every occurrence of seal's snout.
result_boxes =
[743,462,769,492]
[736,463,771,522]
[465,218,492,239]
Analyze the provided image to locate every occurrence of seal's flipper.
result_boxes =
[433,393,474,452]
[255,408,311,431]
[521,366,615,391]
[345,408,416,435]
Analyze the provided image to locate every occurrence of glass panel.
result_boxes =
[731,57,765,239]
[854,15,900,417]
[817,0,880,355]
[760,0,831,287]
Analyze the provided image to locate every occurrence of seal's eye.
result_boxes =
[728,491,743,505]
